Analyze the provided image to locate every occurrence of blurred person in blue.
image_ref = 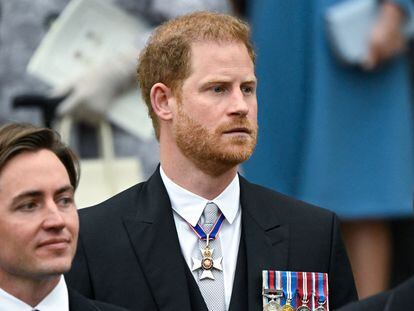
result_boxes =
[0,0,231,177]
[240,0,414,298]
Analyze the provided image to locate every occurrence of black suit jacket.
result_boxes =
[336,276,414,311]
[66,168,357,310]
[68,288,129,311]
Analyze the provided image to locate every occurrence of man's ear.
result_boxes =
[150,83,175,121]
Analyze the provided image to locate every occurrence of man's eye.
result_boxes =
[18,202,38,211]
[212,86,225,93]
[57,196,74,207]
[241,85,254,94]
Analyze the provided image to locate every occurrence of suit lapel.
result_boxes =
[122,169,192,311]
[239,176,290,311]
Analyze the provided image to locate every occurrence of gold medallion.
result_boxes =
[282,299,294,311]
[282,304,294,311]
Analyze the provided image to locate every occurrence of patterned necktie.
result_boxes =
[193,202,226,311]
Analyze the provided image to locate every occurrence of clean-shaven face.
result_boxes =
[0,149,78,283]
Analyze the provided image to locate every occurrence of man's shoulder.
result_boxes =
[75,181,144,235]
[69,288,129,311]
[385,275,414,309]
[78,181,145,218]
[338,276,414,311]
[336,291,389,311]
[240,175,335,221]
[78,169,164,219]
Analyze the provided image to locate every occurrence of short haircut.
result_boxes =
[0,123,79,189]
[138,11,255,140]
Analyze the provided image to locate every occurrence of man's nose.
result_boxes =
[228,89,250,116]
[42,200,65,230]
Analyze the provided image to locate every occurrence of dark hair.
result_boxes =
[0,123,79,189]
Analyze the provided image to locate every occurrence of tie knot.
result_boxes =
[202,202,219,231]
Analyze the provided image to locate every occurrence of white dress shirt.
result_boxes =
[160,167,242,310]
[0,276,69,311]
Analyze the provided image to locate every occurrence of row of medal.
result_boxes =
[262,270,329,311]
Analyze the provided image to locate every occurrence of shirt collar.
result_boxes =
[0,276,69,311]
[160,166,240,226]
[36,277,69,311]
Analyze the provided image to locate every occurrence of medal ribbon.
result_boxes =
[282,271,296,307]
[269,270,275,290]
[325,273,329,311]
[262,270,283,307]
[275,270,282,291]
[312,272,316,310]
[303,272,308,303]
[189,212,225,241]
[262,270,268,291]
[275,271,283,306]
[264,270,282,290]
[297,272,309,305]
[262,271,269,308]
[318,272,326,305]
[262,270,271,308]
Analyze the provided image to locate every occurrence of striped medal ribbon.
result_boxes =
[315,273,328,311]
[296,272,311,311]
[263,270,284,310]
[282,271,296,310]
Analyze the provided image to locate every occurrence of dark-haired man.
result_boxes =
[0,123,128,311]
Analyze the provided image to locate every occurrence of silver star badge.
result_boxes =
[192,246,223,280]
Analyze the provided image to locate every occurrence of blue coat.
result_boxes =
[243,0,414,218]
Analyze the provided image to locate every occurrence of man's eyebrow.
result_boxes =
[55,185,75,196]
[203,80,232,85]
[202,78,257,86]
[11,185,74,205]
[11,190,42,205]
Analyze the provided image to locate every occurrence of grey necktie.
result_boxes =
[193,202,226,311]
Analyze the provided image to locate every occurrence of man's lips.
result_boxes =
[38,238,70,248]
[223,127,252,135]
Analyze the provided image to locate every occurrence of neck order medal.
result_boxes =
[190,212,225,280]
[192,236,223,280]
